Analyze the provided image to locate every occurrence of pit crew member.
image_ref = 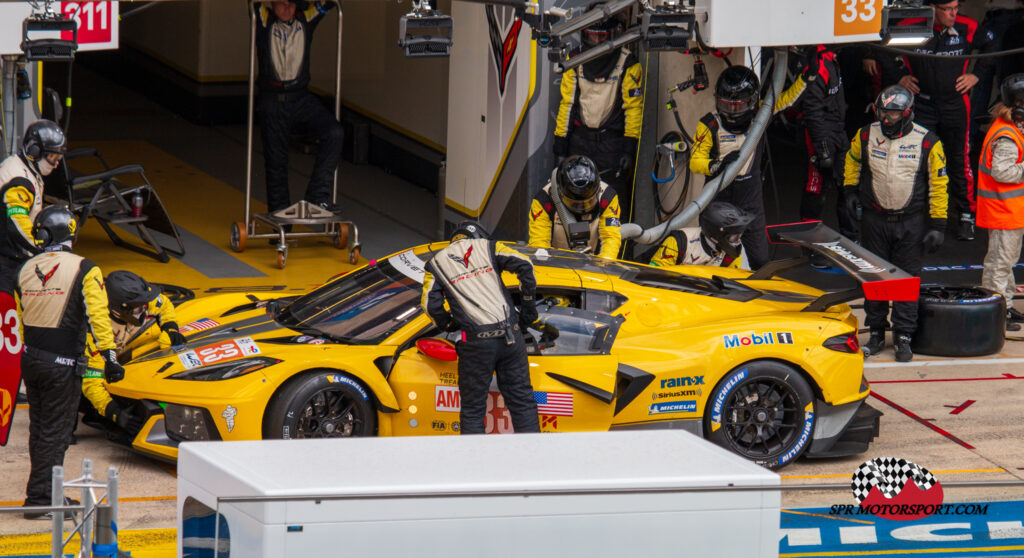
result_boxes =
[649,201,752,269]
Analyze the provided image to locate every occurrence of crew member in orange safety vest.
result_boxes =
[978,74,1024,331]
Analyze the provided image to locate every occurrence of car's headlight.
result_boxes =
[164,404,219,441]
[167,357,280,381]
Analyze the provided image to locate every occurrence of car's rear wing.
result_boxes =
[750,221,920,312]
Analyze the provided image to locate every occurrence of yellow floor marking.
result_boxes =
[780,546,1024,557]
[0,528,176,557]
[782,468,1007,480]
[782,509,875,525]
[68,140,364,291]
[0,496,175,506]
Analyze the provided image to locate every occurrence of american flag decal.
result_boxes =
[534,391,573,417]
[181,318,219,333]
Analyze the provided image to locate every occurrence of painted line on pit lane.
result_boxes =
[783,509,876,525]
[0,528,175,557]
[871,374,1024,384]
[782,469,1007,480]
[780,546,1024,557]
[865,357,1024,368]
[869,392,974,450]
[0,495,175,507]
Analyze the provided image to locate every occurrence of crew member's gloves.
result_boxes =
[437,314,460,333]
[519,295,539,328]
[102,349,125,383]
[802,47,821,82]
[616,138,638,178]
[105,401,143,433]
[812,142,833,171]
[162,322,187,347]
[923,228,945,253]
[553,135,569,157]
[709,151,741,178]
[841,188,862,223]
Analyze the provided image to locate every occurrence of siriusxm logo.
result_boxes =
[649,401,697,415]
[723,331,793,348]
[660,375,704,389]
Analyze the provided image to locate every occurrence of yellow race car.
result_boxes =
[110,223,913,469]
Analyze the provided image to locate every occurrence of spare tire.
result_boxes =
[913,285,1005,357]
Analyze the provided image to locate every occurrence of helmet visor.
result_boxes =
[113,304,147,327]
[44,152,63,166]
[723,232,743,247]
[879,108,909,123]
[582,28,611,48]
[716,97,757,117]
[561,192,598,215]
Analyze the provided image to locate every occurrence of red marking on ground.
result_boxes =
[870,392,975,450]
[871,373,1024,384]
[944,400,976,415]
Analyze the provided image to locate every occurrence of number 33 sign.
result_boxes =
[61,1,118,49]
[835,0,882,36]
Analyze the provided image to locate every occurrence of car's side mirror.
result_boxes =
[416,338,457,361]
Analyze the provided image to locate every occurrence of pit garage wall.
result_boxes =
[112,0,450,184]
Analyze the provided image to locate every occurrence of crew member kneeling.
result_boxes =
[528,155,621,259]
[649,202,752,269]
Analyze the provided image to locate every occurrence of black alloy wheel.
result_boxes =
[264,371,376,440]
[704,361,816,469]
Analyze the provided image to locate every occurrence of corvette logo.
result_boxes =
[449,245,473,268]
[35,263,58,287]
[531,208,544,221]
[486,6,523,96]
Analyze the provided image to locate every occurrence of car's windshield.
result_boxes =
[277,257,426,344]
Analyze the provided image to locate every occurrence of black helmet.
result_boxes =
[555,155,601,216]
[874,85,915,139]
[698,201,753,259]
[450,220,489,242]
[1001,73,1024,126]
[21,119,66,162]
[715,66,760,133]
[32,205,78,249]
[106,270,161,326]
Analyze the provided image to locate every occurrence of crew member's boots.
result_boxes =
[894,333,913,362]
[1009,307,1024,323]
[1008,311,1022,332]
[957,213,975,241]
[863,329,885,357]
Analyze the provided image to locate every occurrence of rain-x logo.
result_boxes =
[830,457,987,521]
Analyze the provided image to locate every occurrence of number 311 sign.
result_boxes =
[61,1,119,50]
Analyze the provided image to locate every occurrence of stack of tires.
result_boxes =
[912,285,1006,357]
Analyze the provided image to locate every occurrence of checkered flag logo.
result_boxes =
[851,457,938,504]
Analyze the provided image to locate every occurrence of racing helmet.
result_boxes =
[715,66,760,133]
[106,270,161,326]
[698,201,753,259]
[1000,73,1024,126]
[32,205,78,249]
[21,119,66,175]
[874,85,915,139]
[450,220,490,242]
[555,155,601,216]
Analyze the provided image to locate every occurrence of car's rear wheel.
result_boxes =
[263,371,376,439]
[704,361,816,470]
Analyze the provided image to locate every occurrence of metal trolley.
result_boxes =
[232,0,360,269]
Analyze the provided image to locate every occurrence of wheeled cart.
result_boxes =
[234,0,360,268]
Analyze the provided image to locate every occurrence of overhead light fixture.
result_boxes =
[398,0,453,58]
[640,0,694,51]
[21,0,77,62]
[879,1,933,47]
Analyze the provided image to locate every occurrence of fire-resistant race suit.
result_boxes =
[978,116,1024,312]
[844,122,948,337]
[422,239,540,434]
[689,77,808,268]
[554,48,643,220]
[17,250,116,507]
[897,15,995,228]
[81,292,179,428]
[793,48,857,236]
[527,181,621,259]
[648,227,744,268]
[256,1,344,213]
[0,155,43,279]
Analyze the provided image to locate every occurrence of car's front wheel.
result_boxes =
[263,371,377,439]
[704,361,816,470]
